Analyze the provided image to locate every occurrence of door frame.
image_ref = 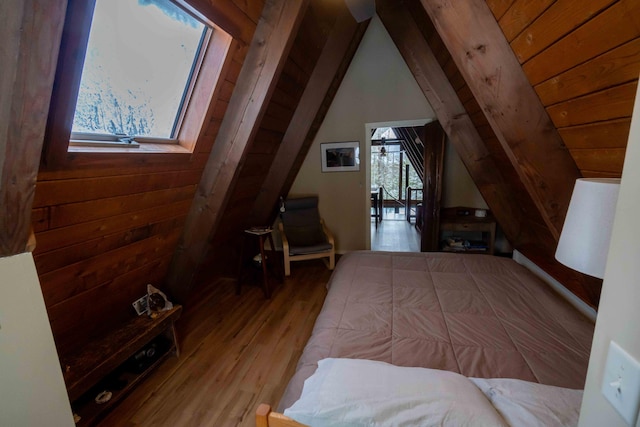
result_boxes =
[364,118,435,250]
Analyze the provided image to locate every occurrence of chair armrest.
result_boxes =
[320,219,335,247]
[278,221,290,253]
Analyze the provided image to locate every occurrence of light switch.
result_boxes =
[601,340,640,425]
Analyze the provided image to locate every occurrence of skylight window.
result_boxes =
[71,0,210,143]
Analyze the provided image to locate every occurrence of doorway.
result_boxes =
[366,120,445,252]
[368,122,424,252]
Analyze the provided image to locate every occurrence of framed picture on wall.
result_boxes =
[321,141,360,172]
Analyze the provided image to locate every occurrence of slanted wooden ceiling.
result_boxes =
[2,0,638,360]
[186,0,639,308]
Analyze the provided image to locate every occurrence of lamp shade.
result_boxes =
[555,178,620,279]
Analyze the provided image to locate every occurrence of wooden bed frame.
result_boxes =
[256,404,306,427]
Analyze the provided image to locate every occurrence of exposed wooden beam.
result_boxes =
[377,0,526,245]
[0,0,67,256]
[165,0,310,298]
[418,0,581,240]
[421,121,445,252]
[248,7,367,226]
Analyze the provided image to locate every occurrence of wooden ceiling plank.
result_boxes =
[510,0,616,63]
[164,0,310,298]
[547,81,637,128]
[419,0,581,240]
[377,0,526,244]
[498,0,554,43]
[486,0,517,21]
[559,118,632,150]
[248,7,365,226]
[570,147,626,174]
[535,38,640,106]
[0,0,66,256]
[522,0,640,86]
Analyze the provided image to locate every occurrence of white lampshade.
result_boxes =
[555,178,621,279]
[344,0,375,22]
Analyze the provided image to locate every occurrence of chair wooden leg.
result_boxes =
[283,252,291,276]
[329,252,335,270]
[258,235,271,299]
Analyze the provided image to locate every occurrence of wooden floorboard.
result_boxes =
[96,259,330,427]
[371,215,421,252]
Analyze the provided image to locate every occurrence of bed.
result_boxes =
[260,251,595,426]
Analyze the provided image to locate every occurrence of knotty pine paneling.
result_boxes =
[403,0,547,246]
[205,0,335,276]
[36,198,192,254]
[486,0,517,21]
[536,39,640,106]
[48,185,196,229]
[33,171,200,207]
[34,216,186,275]
[33,0,265,358]
[252,128,287,155]
[40,229,183,308]
[559,119,632,150]
[547,82,637,127]
[492,0,640,177]
[510,0,616,64]
[570,148,626,174]
[231,0,264,24]
[521,0,638,85]
[498,0,554,43]
[35,151,209,181]
[48,254,174,358]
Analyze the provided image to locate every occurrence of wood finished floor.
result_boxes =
[371,217,420,252]
[97,261,331,427]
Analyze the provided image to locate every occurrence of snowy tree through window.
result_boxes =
[71,0,210,141]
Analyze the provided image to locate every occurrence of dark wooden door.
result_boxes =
[421,120,445,252]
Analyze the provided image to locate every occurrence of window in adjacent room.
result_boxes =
[70,0,211,147]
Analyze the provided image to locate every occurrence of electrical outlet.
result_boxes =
[132,295,149,316]
[601,340,640,425]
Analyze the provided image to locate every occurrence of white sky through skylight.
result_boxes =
[72,0,206,137]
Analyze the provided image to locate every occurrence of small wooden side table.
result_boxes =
[439,207,496,255]
[238,227,281,298]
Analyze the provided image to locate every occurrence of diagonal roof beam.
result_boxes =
[377,0,526,244]
[249,7,368,226]
[418,0,581,240]
[394,127,424,182]
[0,0,66,256]
[165,0,310,298]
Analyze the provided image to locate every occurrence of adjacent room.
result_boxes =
[2,0,640,426]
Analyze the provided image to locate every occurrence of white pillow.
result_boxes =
[470,378,583,427]
[284,358,508,427]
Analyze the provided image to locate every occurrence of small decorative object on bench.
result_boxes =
[147,284,173,317]
[62,300,182,426]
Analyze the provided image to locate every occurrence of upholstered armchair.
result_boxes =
[278,196,335,276]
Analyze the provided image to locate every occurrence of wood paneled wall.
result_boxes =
[490,0,640,177]
[396,0,640,306]
[27,0,639,357]
[31,0,265,358]
[405,0,557,254]
[204,0,355,276]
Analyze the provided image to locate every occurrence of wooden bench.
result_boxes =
[61,305,182,426]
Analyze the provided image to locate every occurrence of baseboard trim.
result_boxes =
[513,250,597,322]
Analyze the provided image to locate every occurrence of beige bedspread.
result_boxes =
[279,251,594,410]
